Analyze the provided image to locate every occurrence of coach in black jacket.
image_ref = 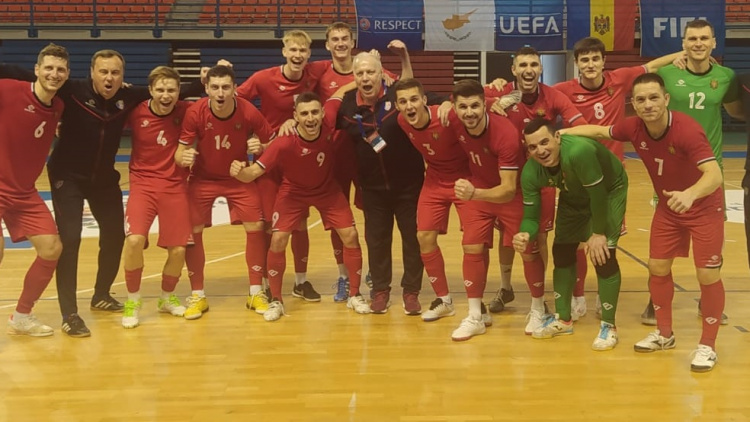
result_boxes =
[2,49,206,337]
[336,51,445,314]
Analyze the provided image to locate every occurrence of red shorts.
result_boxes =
[494,186,554,234]
[460,196,536,253]
[258,173,310,227]
[188,178,263,227]
[417,177,466,234]
[125,185,192,248]
[650,205,724,268]
[0,191,57,242]
[272,189,355,233]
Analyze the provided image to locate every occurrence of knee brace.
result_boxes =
[552,243,578,268]
[594,249,619,278]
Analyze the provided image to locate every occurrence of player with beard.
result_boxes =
[1,43,68,337]
[176,65,276,320]
[230,87,369,320]
[120,66,192,328]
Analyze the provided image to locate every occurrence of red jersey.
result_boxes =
[0,80,64,195]
[610,111,723,214]
[179,97,275,181]
[316,60,398,101]
[554,66,646,158]
[398,105,470,183]
[236,62,329,129]
[128,100,191,190]
[486,82,586,131]
[448,111,522,190]
[256,100,341,197]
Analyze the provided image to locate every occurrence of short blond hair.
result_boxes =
[148,66,181,87]
[283,30,312,48]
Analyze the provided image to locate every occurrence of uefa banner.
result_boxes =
[566,0,637,51]
[640,0,726,56]
[424,0,496,51]
[494,0,564,51]
[354,0,423,51]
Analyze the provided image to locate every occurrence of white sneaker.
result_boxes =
[591,322,618,351]
[571,296,587,321]
[422,298,455,322]
[532,313,574,339]
[690,344,718,372]
[347,294,371,314]
[633,330,676,353]
[7,313,54,337]
[451,316,486,341]
[263,301,286,322]
[524,309,545,335]
[121,299,142,329]
[157,294,186,317]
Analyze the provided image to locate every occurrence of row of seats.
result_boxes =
[0,2,173,24]
[199,4,354,25]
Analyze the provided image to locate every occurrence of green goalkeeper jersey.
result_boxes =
[519,135,627,240]
[658,64,739,168]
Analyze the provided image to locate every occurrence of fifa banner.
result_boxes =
[424,0,496,51]
[566,0,637,51]
[494,0,564,51]
[640,0,726,56]
[354,0,423,51]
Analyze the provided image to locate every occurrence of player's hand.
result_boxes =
[490,99,508,116]
[387,39,408,57]
[180,148,198,167]
[200,67,210,85]
[673,53,688,70]
[230,160,247,178]
[122,81,133,89]
[382,73,396,87]
[277,119,298,137]
[216,59,233,68]
[586,234,610,267]
[437,101,452,127]
[368,48,381,60]
[454,178,476,201]
[662,189,695,214]
[486,78,508,92]
[512,232,530,253]
[246,136,263,155]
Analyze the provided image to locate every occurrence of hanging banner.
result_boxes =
[566,0,637,51]
[640,0,726,56]
[424,0,496,51]
[355,0,424,51]
[494,0,564,52]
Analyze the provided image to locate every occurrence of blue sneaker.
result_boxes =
[333,277,349,302]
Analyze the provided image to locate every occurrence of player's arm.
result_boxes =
[723,74,744,120]
[514,163,543,252]
[231,160,265,183]
[553,90,587,127]
[330,81,357,100]
[174,143,197,168]
[387,39,413,80]
[663,159,722,214]
[558,125,614,140]
[0,63,35,81]
[455,169,517,204]
[645,51,687,74]
[723,100,744,120]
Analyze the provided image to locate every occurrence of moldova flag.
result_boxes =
[566,0,637,51]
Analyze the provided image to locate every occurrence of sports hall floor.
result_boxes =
[0,141,748,421]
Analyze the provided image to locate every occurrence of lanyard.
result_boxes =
[354,83,388,139]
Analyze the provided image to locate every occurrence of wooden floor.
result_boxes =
[1,152,749,422]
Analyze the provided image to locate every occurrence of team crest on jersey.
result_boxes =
[536,108,546,117]
[174,117,181,126]
[141,120,149,127]
[483,147,490,154]
[668,145,676,155]
[384,101,392,111]
[116,100,124,110]
[607,87,615,97]
[25,104,36,113]
[432,132,440,141]
[593,14,610,35]
[710,79,719,90]
[235,123,242,130]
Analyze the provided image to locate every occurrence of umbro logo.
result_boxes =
[602,302,613,311]
[24,104,36,113]
[301,147,311,156]
[279,85,287,92]
[86,99,96,107]
[141,120,150,127]
[639,141,649,150]
[268,270,279,277]
[329,81,338,89]
[251,265,262,272]
[705,317,719,325]
[554,292,561,299]
[463,279,473,287]
[576,95,585,102]
[429,277,437,284]
[533,282,543,288]
[676,80,686,87]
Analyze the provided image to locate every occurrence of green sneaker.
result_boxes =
[122,299,142,329]
[158,294,186,317]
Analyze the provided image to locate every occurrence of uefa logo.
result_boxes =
[359,17,371,31]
